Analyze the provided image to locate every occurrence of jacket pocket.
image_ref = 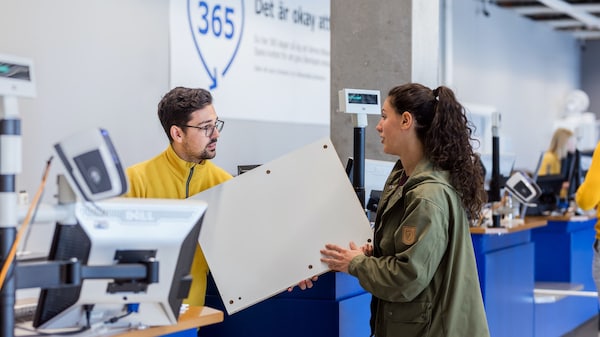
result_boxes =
[381,301,432,337]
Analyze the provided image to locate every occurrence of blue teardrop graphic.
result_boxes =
[187,0,245,89]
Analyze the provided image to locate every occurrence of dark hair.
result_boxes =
[387,83,486,219]
[157,87,213,142]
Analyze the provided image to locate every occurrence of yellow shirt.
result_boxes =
[575,142,600,239]
[125,145,233,306]
[538,151,561,176]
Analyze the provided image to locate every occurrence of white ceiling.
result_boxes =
[493,0,600,39]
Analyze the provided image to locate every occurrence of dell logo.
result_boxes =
[125,210,155,222]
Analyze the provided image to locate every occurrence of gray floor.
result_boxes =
[563,315,598,337]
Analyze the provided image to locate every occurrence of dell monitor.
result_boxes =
[32,197,207,333]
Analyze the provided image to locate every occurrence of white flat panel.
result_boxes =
[193,138,373,315]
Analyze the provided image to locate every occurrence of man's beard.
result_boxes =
[199,148,216,160]
[196,140,217,161]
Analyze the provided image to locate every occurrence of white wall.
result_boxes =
[450,1,581,172]
[0,0,327,205]
[1,0,170,203]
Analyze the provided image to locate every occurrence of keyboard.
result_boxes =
[14,298,37,323]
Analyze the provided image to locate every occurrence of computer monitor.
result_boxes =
[529,150,579,214]
[32,197,207,332]
[565,150,584,198]
[345,157,354,178]
[237,164,261,176]
[533,174,565,213]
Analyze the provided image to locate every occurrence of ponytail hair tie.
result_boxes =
[433,87,440,101]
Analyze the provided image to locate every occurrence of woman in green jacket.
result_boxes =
[321,83,490,337]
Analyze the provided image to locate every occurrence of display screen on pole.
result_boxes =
[348,93,378,105]
[0,62,31,81]
[0,53,36,97]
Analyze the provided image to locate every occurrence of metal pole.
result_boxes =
[0,96,21,337]
[490,112,502,227]
[353,127,366,208]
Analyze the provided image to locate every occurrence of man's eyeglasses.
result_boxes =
[180,119,224,137]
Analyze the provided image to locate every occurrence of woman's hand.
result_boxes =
[320,241,366,273]
[361,242,374,256]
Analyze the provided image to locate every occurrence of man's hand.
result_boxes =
[287,276,319,292]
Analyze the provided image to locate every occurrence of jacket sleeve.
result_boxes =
[348,194,448,302]
[576,143,600,211]
[123,165,146,198]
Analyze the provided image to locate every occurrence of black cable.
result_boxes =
[83,304,94,329]
[104,310,134,324]
[14,324,89,336]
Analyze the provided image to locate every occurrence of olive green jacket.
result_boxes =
[349,159,490,337]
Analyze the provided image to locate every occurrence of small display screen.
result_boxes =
[348,93,378,105]
[0,62,31,81]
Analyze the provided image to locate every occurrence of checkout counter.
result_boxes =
[202,271,371,337]
[470,219,544,337]
[530,215,597,337]
[197,210,597,337]
[470,214,597,337]
[13,200,596,337]
[13,306,223,337]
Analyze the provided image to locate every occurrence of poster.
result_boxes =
[170,0,331,125]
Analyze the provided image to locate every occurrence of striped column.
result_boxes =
[0,96,21,337]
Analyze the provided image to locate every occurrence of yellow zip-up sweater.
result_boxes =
[575,142,600,239]
[538,151,561,175]
[125,145,233,306]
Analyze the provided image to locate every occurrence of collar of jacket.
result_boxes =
[165,144,207,171]
[379,159,452,217]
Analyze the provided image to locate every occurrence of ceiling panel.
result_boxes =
[494,0,600,39]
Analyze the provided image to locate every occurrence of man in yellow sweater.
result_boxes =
[575,142,600,310]
[125,87,233,308]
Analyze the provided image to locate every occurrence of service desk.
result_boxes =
[530,215,597,337]
[202,272,371,337]
[470,218,546,337]
[14,306,223,337]
[202,220,548,337]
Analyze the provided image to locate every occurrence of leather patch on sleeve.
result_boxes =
[402,226,417,245]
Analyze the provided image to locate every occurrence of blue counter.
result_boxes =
[201,271,371,337]
[471,227,536,337]
[197,217,597,337]
[531,216,597,337]
[202,223,542,337]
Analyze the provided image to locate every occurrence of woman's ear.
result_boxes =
[400,111,413,128]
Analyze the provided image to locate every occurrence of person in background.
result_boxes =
[320,83,490,337]
[124,87,233,308]
[538,127,576,176]
[575,142,600,316]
